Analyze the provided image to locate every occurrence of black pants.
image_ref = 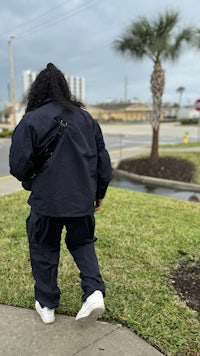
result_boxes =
[26,210,105,309]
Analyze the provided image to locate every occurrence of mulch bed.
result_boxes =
[117,156,195,182]
[171,260,200,314]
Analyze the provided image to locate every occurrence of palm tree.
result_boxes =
[176,86,185,118]
[114,11,193,164]
[177,86,185,106]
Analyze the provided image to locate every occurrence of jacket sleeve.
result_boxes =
[95,122,112,199]
[9,117,36,181]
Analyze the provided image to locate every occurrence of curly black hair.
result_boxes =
[25,63,84,112]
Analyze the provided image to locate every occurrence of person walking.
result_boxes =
[9,63,112,324]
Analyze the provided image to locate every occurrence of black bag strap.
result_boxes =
[42,111,68,158]
[36,111,69,170]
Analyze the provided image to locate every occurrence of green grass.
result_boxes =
[159,142,200,149]
[1,188,200,355]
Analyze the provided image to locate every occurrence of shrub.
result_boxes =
[0,128,13,138]
[179,118,198,125]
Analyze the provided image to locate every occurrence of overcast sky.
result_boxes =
[0,0,200,107]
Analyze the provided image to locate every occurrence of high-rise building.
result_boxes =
[21,70,85,103]
[64,74,85,103]
[21,70,37,97]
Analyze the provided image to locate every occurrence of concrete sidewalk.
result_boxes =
[0,304,163,356]
[0,175,22,195]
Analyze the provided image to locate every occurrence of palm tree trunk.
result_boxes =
[151,126,159,164]
[150,60,165,165]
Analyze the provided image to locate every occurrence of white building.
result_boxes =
[22,70,37,97]
[64,74,85,103]
[179,107,200,119]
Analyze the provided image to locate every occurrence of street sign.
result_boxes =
[194,99,200,111]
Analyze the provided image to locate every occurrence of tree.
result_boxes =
[176,86,185,106]
[114,11,193,164]
[176,86,185,118]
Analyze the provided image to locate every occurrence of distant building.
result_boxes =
[86,101,153,122]
[178,107,199,119]
[162,103,199,120]
[162,103,178,119]
[64,74,85,103]
[22,70,37,97]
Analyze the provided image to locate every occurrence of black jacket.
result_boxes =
[9,100,112,217]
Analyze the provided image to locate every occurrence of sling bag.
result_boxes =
[22,111,69,191]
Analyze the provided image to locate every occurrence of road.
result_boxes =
[1,122,200,177]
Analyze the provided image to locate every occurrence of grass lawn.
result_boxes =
[1,187,200,355]
[159,142,200,149]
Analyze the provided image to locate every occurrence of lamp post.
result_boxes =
[8,35,16,129]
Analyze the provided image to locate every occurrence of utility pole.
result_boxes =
[8,35,16,129]
[124,76,128,102]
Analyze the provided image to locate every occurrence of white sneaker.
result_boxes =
[35,300,55,324]
[75,290,105,322]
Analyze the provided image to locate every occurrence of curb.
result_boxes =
[113,169,200,193]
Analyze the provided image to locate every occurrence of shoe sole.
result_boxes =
[76,305,105,323]
[35,303,55,324]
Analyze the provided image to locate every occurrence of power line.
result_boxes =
[22,0,98,39]
[5,0,98,40]
[0,0,69,39]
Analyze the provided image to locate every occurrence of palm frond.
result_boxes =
[114,37,152,60]
[153,11,179,36]
[113,16,157,61]
[191,28,200,49]
[162,27,195,61]
[113,10,189,63]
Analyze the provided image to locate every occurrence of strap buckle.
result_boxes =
[58,119,68,135]
[60,119,68,128]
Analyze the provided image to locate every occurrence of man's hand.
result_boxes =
[94,199,103,212]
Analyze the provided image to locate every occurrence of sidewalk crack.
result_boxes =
[71,324,122,355]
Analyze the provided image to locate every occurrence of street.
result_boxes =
[1,122,200,177]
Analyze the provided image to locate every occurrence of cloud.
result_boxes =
[0,0,200,106]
